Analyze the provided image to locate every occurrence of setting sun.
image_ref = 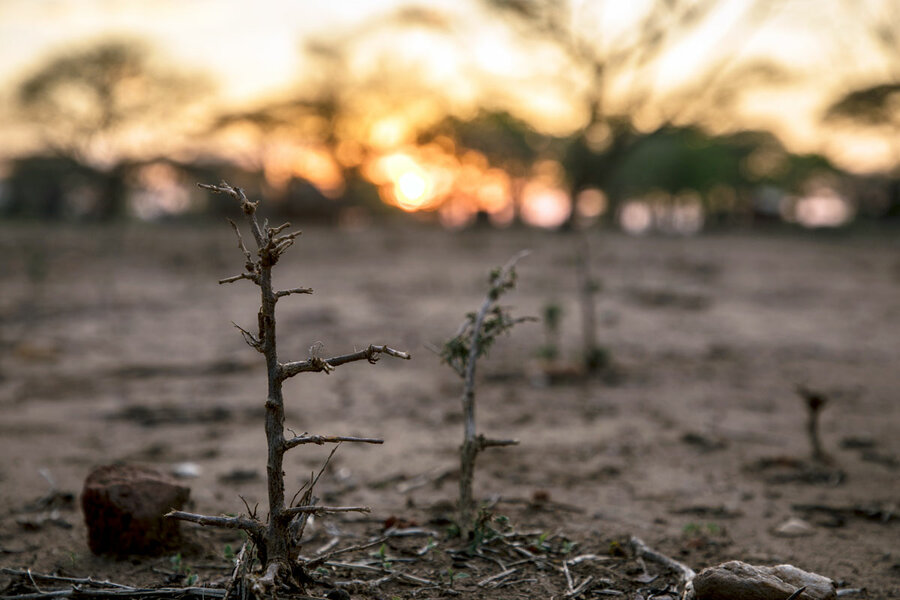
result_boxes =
[396,170,430,209]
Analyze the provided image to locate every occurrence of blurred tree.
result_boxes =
[420,110,545,171]
[825,84,900,217]
[3,156,97,220]
[482,0,784,226]
[821,1,900,217]
[607,126,836,224]
[417,109,551,220]
[210,40,388,219]
[16,39,205,219]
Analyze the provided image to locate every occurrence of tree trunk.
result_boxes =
[97,164,128,221]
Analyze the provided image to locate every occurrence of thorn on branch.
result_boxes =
[239,495,259,520]
[232,321,263,352]
[478,435,520,450]
[227,218,254,264]
[291,441,339,509]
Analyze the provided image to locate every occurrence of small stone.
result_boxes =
[773,517,815,538]
[688,560,836,600]
[172,462,201,479]
[81,464,190,556]
[325,589,351,600]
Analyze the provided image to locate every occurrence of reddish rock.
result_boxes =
[81,464,190,555]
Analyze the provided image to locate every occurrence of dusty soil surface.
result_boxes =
[1,221,898,598]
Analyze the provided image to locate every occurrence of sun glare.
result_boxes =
[520,182,571,228]
[396,171,429,207]
[264,144,344,196]
[792,188,853,228]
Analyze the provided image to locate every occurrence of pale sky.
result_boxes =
[0,0,896,172]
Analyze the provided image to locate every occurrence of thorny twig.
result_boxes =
[627,536,695,590]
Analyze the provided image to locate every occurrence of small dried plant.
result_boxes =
[538,301,563,361]
[440,251,532,538]
[166,182,410,596]
[576,237,607,372]
[795,384,830,464]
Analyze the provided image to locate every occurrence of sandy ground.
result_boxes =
[0,221,898,598]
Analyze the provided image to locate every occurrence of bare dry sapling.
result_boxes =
[538,301,563,361]
[575,236,608,372]
[440,251,531,538]
[166,182,410,595]
[795,384,830,464]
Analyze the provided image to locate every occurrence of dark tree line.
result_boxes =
[4,3,899,224]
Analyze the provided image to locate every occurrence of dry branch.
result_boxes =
[281,504,371,516]
[219,272,256,285]
[165,511,263,537]
[280,344,411,378]
[627,536,695,586]
[275,287,314,299]
[284,434,383,450]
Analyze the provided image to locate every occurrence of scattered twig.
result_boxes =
[627,536,695,588]
[565,575,595,598]
[305,537,388,569]
[0,570,132,590]
[0,586,227,599]
[562,560,575,593]
[478,568,518,588]
[383,527,437,538]
[566,554,614,565]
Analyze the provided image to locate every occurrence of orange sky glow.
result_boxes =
[0,0,898,227]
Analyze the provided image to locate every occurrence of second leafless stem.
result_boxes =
[457,251,528,537]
